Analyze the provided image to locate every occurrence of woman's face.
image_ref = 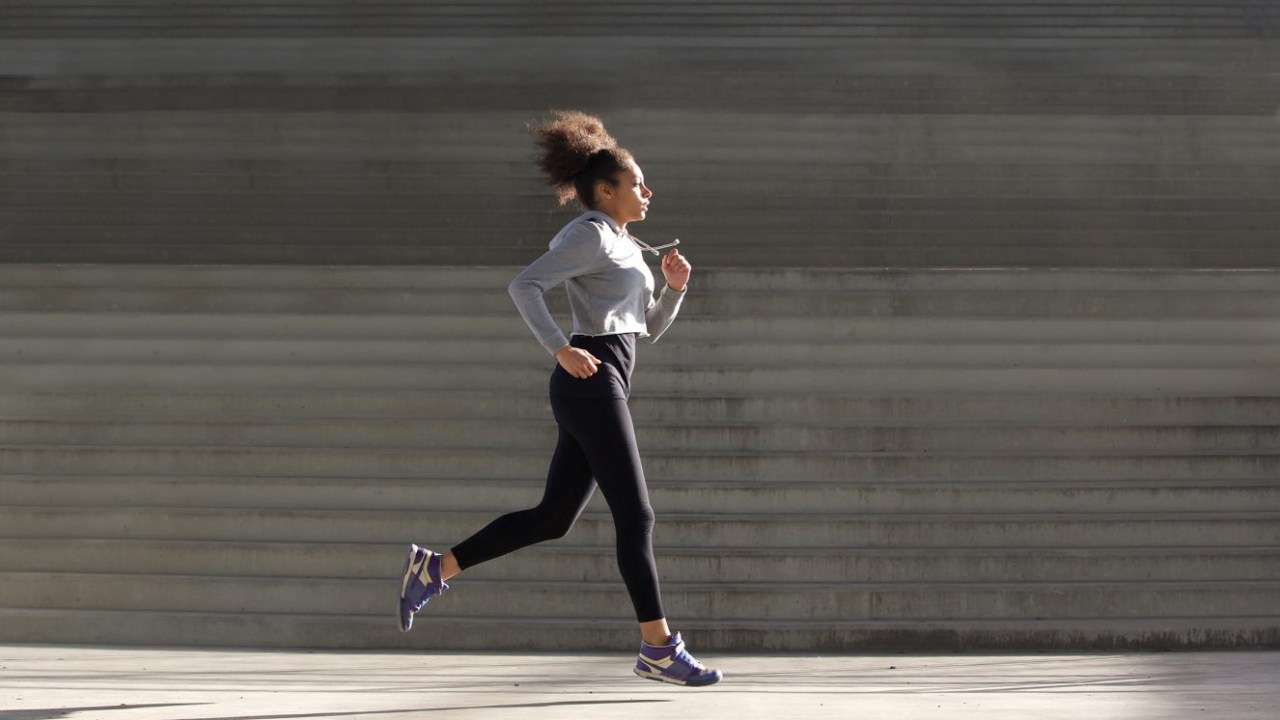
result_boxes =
[597,162,652,227]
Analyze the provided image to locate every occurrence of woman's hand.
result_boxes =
[662,247,691,292]
[555,345,602,379]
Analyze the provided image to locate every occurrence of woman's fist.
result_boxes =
[555,346,602,379]
[662,247,691,292]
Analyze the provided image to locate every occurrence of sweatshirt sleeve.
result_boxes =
[508,222,609,356]
[644,282,687,344]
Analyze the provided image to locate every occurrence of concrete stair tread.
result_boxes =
[8,506,1273,548]
[5,539,1279,582]
[5,363,1279,380]
[6,574,1276,623]
[4,289,1278,305]
[13,415,1280,429]
[7,417,1280,438]
[13,189,1280,207]
[7,538,1279,555]
[3,340,1279,371]
[6,442,1280,459]
[3,364,1274,395]
[2,607,1275,650]
[1,608,1273,626]
[5,315,1280,343]
[0,265,1275,291]
[8,570,1279,591]
[9,338,1280,350]
[13,246,1271,268]
[2,391,1276,425]
[5,421,1279,458]
[6,505,1279,521]
[10,477,1277,516]
[9,472,1278,488]
[7,446,1278,484]
[4,584,1278,628]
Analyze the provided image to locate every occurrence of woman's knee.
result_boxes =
[639,503,655,532]
[617,502,656,539]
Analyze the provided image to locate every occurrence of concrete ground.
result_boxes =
[2,645,1277,720]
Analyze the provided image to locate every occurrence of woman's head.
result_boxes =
[530,110,651,224]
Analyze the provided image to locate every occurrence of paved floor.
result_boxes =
[2,645,1277,720]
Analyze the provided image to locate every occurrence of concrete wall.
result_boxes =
[1,3,1277,651]
[2,1,1277,267]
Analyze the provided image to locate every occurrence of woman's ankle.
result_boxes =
[639,619,673,645]
[441,552,461,581]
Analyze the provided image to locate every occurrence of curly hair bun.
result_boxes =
[530,110,629,206]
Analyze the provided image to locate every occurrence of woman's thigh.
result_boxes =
[552,396,651,517]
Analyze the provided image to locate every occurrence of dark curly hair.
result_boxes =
[530,110,634,209]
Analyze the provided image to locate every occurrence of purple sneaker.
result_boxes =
[634,632,722,686]
[398,544,448,632]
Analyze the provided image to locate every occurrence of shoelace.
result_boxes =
[411,570,449,612]
[411,584,447,612]
[627,234,680,256]
[671,641,706,672]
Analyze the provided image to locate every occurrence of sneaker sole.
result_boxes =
[397,544,423,633]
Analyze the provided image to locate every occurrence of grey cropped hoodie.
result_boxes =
[508,210,687,356]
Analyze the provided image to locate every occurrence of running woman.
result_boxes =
[397,110,722,687]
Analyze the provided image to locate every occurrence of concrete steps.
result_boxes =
[5,75,1278,267]
[0,264,1277,650]
[4,109,1273,259]
[2,0,1277,649]
[4,6,1275,305]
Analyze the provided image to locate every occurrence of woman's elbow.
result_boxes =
[508,278,533,302]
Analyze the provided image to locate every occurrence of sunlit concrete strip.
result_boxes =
[2,646,1277,720]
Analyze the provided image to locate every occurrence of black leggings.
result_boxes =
[450,393,665,623]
